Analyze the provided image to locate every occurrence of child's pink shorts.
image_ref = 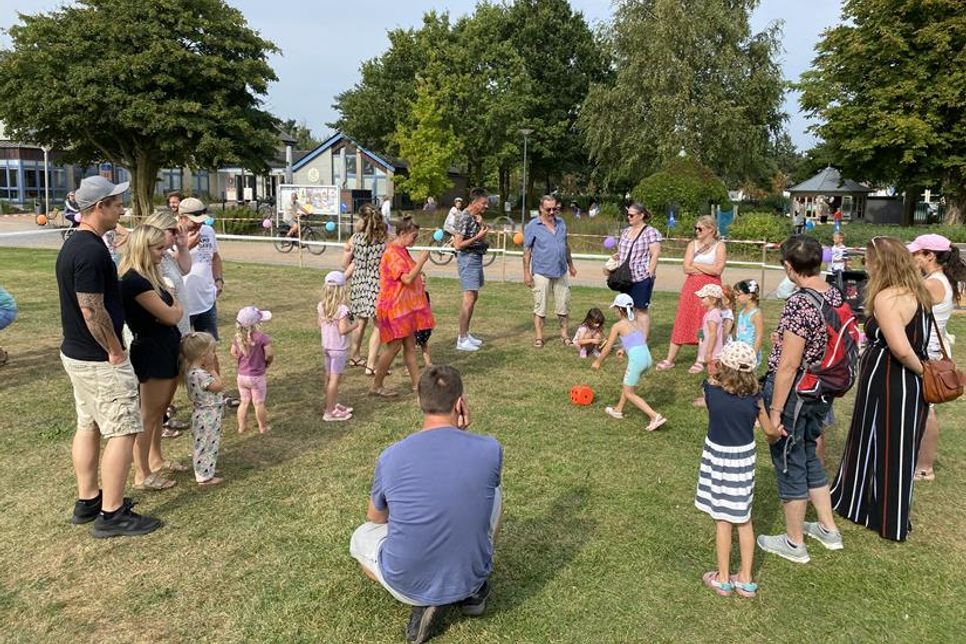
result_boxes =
[236,374,267,405]
[324,349,348,375]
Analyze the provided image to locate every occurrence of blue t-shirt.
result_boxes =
[703,381,761,447]
[524,216,569,279]
[372,427,503,605]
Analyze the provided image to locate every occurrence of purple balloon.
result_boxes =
[603,236,616,249]
[822,246,833,263]
[262,218,273,229]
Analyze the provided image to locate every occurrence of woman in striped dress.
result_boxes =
[831,237,931,542]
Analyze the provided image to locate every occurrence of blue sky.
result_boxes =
[0,0,842,151]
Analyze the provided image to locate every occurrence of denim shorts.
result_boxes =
[762,371,832,501]
[457,252,485,291]
[189,304,219,341]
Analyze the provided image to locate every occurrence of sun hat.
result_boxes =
[74,176,129,211]
[179,197,208,222]
[695,283,724,299]
[906,234,952,254]
[236,306,272,327]
[610,292,635,320]
[324,270,346,286]
[719,341,758,372]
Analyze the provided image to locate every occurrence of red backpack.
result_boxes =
[794,287,860,399]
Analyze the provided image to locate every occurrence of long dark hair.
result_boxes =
[933,246,966,304]
[581,307,605,329]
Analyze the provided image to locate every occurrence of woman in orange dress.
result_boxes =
[370,216,434,397]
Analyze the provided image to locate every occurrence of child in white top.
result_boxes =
[180,332,225,486]
[318,271,360,422]
[829,232,848,273]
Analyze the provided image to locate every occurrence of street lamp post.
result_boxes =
[42,145,51,216]
[519,128,533,228]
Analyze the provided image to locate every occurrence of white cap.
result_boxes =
[610,293,635,320]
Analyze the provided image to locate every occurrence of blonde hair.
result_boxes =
[234,322,257,357]
[695,214,719,240]
[319,283,348,321]
[143,211,178,231]
[720,284,734,309]
[356,204,387,244]
[710,363,760,397]
[864,237,932,312]
[118,225,166,293]
[179,331,216,383]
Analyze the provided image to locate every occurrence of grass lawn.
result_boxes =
[1,247,964,642]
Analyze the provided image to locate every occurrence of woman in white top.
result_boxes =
[908,234,965,481]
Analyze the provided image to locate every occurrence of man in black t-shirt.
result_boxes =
[56,176,162,538]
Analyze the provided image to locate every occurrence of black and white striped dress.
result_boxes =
[830,307,929,542]
[695,381,759,524]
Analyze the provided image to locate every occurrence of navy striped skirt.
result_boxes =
[695,437,756,524]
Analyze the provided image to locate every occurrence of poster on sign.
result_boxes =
[277,184,344,240]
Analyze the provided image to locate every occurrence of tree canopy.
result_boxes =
[578,0,786,191]
[392,77,460,203]
[798,0,966,224]
[0,0,279,217]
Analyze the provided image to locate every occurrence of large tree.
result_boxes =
[392,76,460,202]
[798,0,966,224]
[579,0,786,190]
[0,0,279,217]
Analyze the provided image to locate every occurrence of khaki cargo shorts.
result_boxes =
[531,274,570,318]
[60,353,143,438]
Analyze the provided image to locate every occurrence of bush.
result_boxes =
[727,212,791,243]
[215,207,261,235]
[632,157,729,216]
[761,192,790,213]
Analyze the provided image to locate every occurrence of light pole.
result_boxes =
[519,128,533,228]
[42,145,51,215]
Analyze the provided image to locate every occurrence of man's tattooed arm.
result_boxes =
[76,292,125,362]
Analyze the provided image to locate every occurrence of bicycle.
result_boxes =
[270,218,327,255]
[428,231,497,267]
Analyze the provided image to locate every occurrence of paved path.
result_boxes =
[0,214,790,295]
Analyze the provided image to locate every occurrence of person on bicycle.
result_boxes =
[285,191,309,239]
[443,197,463,236]
[65,191,82,227]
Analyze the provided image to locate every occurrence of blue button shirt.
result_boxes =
[524,216,569,278]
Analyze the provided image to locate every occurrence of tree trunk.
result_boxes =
[130,154,159,222]
[498,166,509,206]
[900,186,922,227]
[943,172,966,225]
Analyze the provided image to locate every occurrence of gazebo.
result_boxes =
[788,166,871,221]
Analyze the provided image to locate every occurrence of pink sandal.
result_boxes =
[655,359,675,371]
[687,362,704,374]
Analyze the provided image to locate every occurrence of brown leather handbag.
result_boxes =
[922,314,965,404]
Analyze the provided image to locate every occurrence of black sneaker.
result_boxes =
[459,580,490,616]
[405,605,446,643]
[90,507,162,538]
[71,495,136,525]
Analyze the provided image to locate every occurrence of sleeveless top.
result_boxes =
[926,271,954,358]
[620,329,646,350]
[692,241,718,266]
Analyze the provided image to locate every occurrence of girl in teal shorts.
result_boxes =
[592,293,667,431]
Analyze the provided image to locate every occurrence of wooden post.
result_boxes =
[760,238,767,292]
[501,230,508,283]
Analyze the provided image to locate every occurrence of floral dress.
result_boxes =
[348,233,385,319]
[375,244,435,343]
[186,367,224,483]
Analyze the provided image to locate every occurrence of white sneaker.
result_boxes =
[456,337,480,352]
[465,334,483,346]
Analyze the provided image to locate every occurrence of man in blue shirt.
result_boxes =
[350,365,503,643]
[522,195,577,348]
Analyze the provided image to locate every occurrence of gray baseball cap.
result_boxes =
[74,176,129,211]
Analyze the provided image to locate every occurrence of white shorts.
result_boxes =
[349,486,502,605]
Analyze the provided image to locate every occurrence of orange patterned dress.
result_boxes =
[375,243,435,343]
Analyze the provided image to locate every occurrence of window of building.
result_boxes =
[159,168,182,194]
[193,170,210,196]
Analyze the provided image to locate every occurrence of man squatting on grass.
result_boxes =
[350,365,502,644]
[57,176,162,538]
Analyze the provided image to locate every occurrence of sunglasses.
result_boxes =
[694,226,704,232]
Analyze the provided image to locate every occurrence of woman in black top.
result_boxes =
[119,225,184,491]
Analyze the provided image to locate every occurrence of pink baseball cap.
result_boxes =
[907,234,952,254]
[236,306,272,326]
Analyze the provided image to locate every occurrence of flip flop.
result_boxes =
[368,387,399,399]
[160,428,182,439]
[533,338,545,348]
[914,469,935,482]
[134,472,177,491]
[646,414,667,432]
[161,460,190,472]
[560,337,574,347]
[348,358,365,368]
[198,476,224,486]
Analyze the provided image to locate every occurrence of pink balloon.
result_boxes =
[603,236,616,249]
[262,218,273,229]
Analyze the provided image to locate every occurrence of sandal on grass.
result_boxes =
[368,387,399,399]
[161,460,190,473]
[365,366,392,376]
[160,428,181,439]
[729,575,759,599]
[914,469,935,482]
[198,476,224,487]
[605,406,624,419]
[702,571,733,597]
[347,358,365,368]
[687,362,705,374]
[655,359,675,371]
[533,338,545,348]
[561,336,574,347]
[134,471,176,491]
[646,414,667,432]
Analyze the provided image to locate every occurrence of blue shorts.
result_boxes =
[457,252,485,291]
[189,304,219,341]
[762,372,831,500]
[629,277,655,310]
[623,345,653,387]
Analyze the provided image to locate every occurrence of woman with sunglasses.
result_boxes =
[612,203,662,337]
[656,215,727,370]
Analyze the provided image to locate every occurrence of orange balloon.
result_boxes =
[512,231,524,246]
[35,214,48,226]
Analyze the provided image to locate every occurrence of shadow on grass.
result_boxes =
[493,483,596,614]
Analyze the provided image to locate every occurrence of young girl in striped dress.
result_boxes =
[695,341,781,598]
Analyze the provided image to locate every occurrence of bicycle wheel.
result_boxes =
[61,227,74,241]
[482,251,497,267]
[490,216,516,232]
[273,225,294,253]
[428,239,455,265]
[303,227,327,255]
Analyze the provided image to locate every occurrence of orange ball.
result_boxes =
[512,231,524,246]
[570,385,594,406]
[35,214,48,226]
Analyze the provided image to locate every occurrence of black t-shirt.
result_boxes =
[120,270,175,338]
[56,230,125,361]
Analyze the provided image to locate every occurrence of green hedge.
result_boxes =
[633,157,729,215]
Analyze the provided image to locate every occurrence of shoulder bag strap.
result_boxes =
[928,311,950,361]
[619,226,648,269]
